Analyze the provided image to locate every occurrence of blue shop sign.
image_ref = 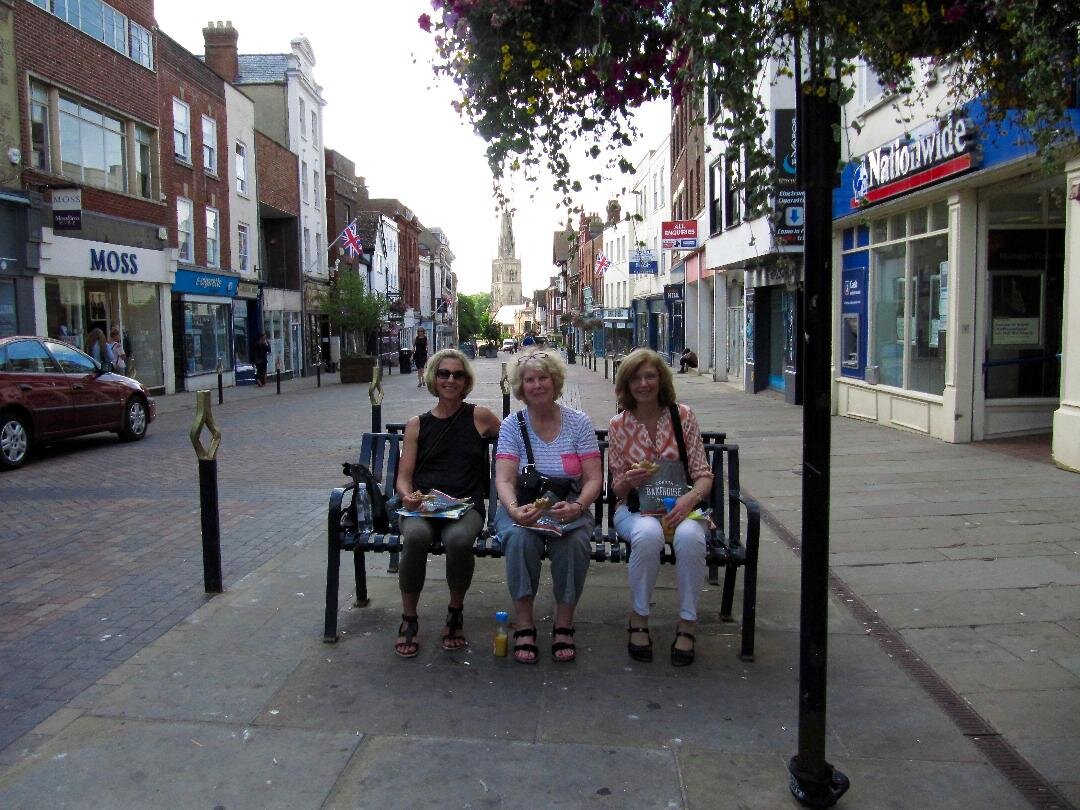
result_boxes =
[174,268,239,297]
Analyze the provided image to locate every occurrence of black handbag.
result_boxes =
[627,403,699,513]
[513,411,576,505]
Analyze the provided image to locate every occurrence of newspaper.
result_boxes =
[397,489,473,520]
[514,490,568,536]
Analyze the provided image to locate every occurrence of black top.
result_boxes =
[413,334,428,357]
[412,403,487,517]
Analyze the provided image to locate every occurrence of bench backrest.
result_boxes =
[358,424,740,542]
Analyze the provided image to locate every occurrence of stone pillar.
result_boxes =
[941,189,978,443]
[684,281,699,365]
[1052,158,1080,472]
[698,276,714,374]
[713,273,729,382]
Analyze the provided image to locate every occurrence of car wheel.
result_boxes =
[0,411,30,470]
[120,396,148,441]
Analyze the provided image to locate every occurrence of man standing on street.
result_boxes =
[254,333,270,387]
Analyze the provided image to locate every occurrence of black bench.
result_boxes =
[325,426,761,660]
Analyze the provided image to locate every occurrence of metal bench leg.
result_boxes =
[354,548,370,607]
[324,491,345,643]
[739,512,761,662]
[720,564,737,623]
[708,563,719,586]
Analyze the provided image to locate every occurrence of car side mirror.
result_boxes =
[98,361,114,374]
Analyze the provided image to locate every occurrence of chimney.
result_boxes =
[606,199,621,226]
[203,20,239,83]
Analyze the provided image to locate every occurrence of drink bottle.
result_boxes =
[661,496,678,543]
[493,611,509,657]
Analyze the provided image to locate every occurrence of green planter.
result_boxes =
[339,355,375,384]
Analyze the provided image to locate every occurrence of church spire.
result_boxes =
[498,210,515,259]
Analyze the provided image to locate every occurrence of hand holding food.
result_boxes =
[631,459,660,474]
[532,496,552,510]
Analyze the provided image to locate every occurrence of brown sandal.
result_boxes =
[441,606,468,651]
[394,614,419,658]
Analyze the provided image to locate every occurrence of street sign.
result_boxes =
[52,188,82,231]
[661,220,698,250]
[629,248,658,274]
[775,189,805,247]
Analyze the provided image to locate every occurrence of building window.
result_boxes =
[301,160,309,202]
[59,96,126,191]
[709,160,723,234]
[723,151,742,228]
[201,116,217,175]
[177,198,193,262]
[30,84,50,172]
[206,207,220,268]
[303,227,310,267]
[235,141,247,193]
[30,0,153,69]
[315,233,322,268]
[173,98,190,162]
[129,22,153,69]
[311,110,318,145]
[299,98,306,139]
[314,171,320,209]
[237,223,250,273]
[134,124,153,198]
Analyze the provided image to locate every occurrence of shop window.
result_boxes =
[182,301,232,375]
[123,284,162,390]
[871,243,906,387]
[930,201,948,231]
[233,307,250,366]
[0,280,16,337]
[45,277,86,347]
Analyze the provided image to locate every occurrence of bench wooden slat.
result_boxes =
[326,428,760,660]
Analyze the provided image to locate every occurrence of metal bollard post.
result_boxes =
[604,355,609,379]
[316,348,322,388]
[190,391,223,594]
[275,357,282,395]
[369,364,384,432]
[500,362,511,417]
[216,357,224,405]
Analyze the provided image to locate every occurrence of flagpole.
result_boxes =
[305,217,359,279]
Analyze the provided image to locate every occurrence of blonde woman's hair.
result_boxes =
[509,348,566,401]
[614,348,677,411]
[424,348,475,397]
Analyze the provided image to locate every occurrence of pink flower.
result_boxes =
[418,13,432,32]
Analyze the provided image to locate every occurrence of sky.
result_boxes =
[155,1,670,296]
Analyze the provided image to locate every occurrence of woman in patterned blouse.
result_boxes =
[608,349,714,666]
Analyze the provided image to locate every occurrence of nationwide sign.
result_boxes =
[661,220,698,250]
[850,113,979,208]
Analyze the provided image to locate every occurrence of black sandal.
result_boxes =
[671,630,696,667]
[441,605,468,651]
[513,627,538,665]
[395,614,419,658]
[551,626,576,663]
[627,625,653,662]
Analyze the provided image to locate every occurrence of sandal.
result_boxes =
[551,626,576,663]
[671,629,696,667]
[627,625,653,662]
[395,614,419,658]
[513,627,538,665]
[441,605,468,651]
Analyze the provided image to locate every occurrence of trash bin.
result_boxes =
[398,349,412,374]
[566,346,576,365]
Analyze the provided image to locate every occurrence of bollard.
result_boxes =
[190,391,223,594]
[316,349,322,388]
[604,355,609,380]
[369,364,384,433]
[216,357,224,405]
[275,357,282,395]
[500,362,511,417]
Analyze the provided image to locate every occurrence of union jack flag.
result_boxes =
[594,252,611,277]
[341,223,363,258]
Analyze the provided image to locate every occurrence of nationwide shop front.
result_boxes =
[37,228,173,394]
[171,268,239,393]
[832,101,1076,461]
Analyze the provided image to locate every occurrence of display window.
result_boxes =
[181,301,232,375]
[0,280,17,337]
[262,310,301,373]
[842,200,949,394]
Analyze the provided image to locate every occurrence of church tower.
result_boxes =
[490,210,522,313]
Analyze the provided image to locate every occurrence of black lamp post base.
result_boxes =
[788,756,850,808]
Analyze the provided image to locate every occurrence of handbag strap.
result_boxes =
[516,410,535,466]
[668,403,692,483]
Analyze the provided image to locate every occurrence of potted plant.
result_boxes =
[320,271,387,384]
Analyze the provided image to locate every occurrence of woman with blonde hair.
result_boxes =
[608,349,714,666]
[84,328,108,364]
[393,349,501,657]
[494,349,602,663]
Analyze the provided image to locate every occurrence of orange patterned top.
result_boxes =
[607,403,713,504]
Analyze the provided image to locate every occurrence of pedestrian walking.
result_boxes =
[413,327,429,387]
[253,333,270,387]
[84,328,108,364]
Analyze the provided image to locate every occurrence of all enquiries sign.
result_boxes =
[850,113,979,208]
[661,220,698,250]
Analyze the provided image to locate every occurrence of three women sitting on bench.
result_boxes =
[393,347,710,667]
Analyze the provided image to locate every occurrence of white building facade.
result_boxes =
[629,134,672,353]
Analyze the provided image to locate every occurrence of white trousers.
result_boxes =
[613,505,707,621]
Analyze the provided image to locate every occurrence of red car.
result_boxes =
[0,335,156,470]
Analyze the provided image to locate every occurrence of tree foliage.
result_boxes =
[420,0,1078,208]
[320,271,387,358]
[456,293,482,338]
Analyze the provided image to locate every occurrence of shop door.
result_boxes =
[290,321,302,374]
[727,306,744,378]
[768,290,784,390]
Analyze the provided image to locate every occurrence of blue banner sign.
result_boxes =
[629,248,658,274]
[173,268,239,297]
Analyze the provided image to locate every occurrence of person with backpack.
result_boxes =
[392,348,501,657]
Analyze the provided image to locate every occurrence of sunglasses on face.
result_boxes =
[515,351,550,365]
[436,369,468,380]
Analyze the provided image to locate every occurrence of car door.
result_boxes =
[0,339,73,437]
[44,340,124,431]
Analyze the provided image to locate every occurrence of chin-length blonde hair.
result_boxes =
[423,348,476,397]
[614,348,677,411]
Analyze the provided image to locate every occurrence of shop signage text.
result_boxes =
[851,114,979,208]
[173,268,239,297]
[663,284,683,301]
[52,188,82,231]
[661,220,698,250]
[629,248,658,274]
[775,189,805,247]
[90,249,139,275]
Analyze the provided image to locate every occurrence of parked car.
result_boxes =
[501,338,516,352]
[0,336,156,470]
